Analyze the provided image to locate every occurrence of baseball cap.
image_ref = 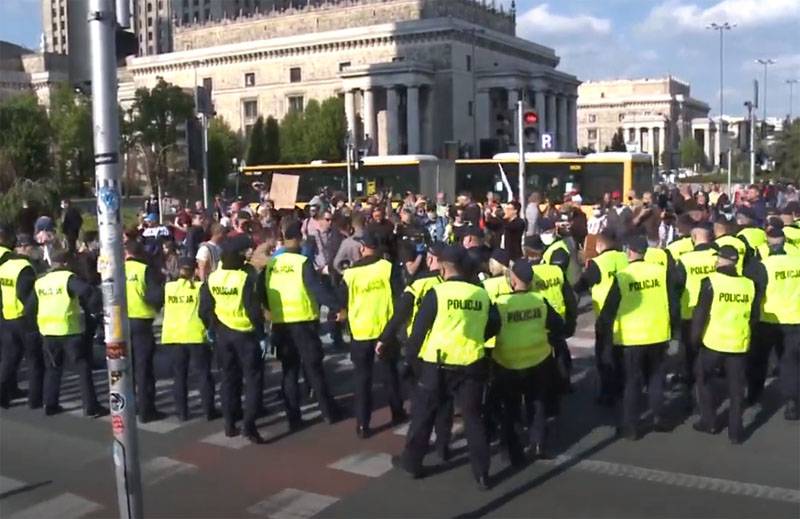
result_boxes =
[625,234,649,254]
[490,248,510,267]
[510,259,534,284]
[144,213,158,223]
[717,245,739,262]
[523,235,545,251]
[538,218,555,232]
[428,242,445,258]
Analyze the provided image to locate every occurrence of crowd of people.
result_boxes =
[0,178,798,489]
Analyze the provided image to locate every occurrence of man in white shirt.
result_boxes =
[196,223,225,281]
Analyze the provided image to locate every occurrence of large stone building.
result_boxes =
[577,77,709,169]
[41,0,70,54]
[120,0,580,158]
[0,41,69,107]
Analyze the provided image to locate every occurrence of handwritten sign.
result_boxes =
[269,174,300,209]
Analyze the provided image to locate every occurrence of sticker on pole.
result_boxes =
[112,415,125,436]
[99,186,120,213]
[109,392,126,413]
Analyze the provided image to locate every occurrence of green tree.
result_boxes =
[279,109,306,163]
[0,94,51,188]
[129,78,195,193]
[246,116,267,165]
[264,116,280,163]
[774,118,800,182]
[609,128,627,152]
[50,83,94,196]
[207,117,241,195]
[316,97,346,161]
[301,99,323,160]
[679,137,705,168]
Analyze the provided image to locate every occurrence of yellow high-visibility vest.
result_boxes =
[404,274,442,336]
[760,254,800,325]
[613,261,671,346]
[207,268,254,332]
[264,252,319,324]
[482,274,512,348]
[738,227,767,250]
[644,247,668,267]
[342,259,394,341]
[715,235,747,275]
[531,263,566,319]
[0,257,31,320]
[493,291,551,370]
[677,248,718,320]
[125,260,157,319]
[702,272,754,353]
[35,270,83,337]
[161,278,206,344]
[589,250,628,315]
[419,281,490,366]
[666,236,694,261]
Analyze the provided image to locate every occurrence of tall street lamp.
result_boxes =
[706,21,735,176]
[755,58,776,124]
[787,79,799,120]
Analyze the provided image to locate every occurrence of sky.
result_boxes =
[1,0,798,119]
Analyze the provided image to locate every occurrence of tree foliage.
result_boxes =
[774,118,800,182]
[129,78,195,191]
[0,178,58,227]
[50,83,94,196]
[679,137,705,168]
[207,117,241,195]
[279,109,306,163]
[264,116,280,163]
[246,116,268,165]
[0,94,51,187]
[278,97,346,163]
[609,128,627,152]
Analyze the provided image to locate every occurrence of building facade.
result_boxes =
[0,41,69,107]
[121,0,580,159]
[577,77,709,169]
[41,0,70,54]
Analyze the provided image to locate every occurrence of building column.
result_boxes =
[476,89,491,142]
[363,88,376,154]
[567,96,577,151]
[423,86,434,154]
[406,85,421,155]
[508,88,520,110]
[649,127,656,160]
[344,89,357,141]
[659,124,666,166]
[386,86,400,155]
[557,94,567,151]
[546,93,557,139]
[534,90,546,123]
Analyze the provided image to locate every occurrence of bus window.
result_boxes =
[632,161,654,196]
[580,163,624,204]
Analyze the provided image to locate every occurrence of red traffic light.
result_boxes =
[523,111,538,125]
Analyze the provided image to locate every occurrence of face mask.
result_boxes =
[593,210,602,217]
[541,232,555,245]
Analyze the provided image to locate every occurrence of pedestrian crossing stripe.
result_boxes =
[5,492,102,519]
[246,488,339,519]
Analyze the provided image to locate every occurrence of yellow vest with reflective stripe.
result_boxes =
[0,258,31,320]
[404,274,442,336]
[784,225,800,248]
[760,254,800,324]
[757,243,800,259]
[419,281,490,366]
[35,270,83,336]
[590,250,628,315]
[613,261,671,346]
[493,291,551,370]
[207,268,254,332]
[0,245,10,261]
[644,247,668,267]
[666,236,694,261]
[715,235,747,275]
[343,259,394,341]
[703,272,754,353]
[161,279,206,344]
[738,227,767,250]
[265,252,319,324]
[542,239,569,266]
[482,274,512,347]
[125,260,156,319]
[678,248,718,320]
[531,263,566,319]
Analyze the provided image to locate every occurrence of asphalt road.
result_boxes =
[1,309,798,519]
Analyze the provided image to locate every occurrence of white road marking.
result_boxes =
[567,336,595,349]
[141,456,198,485]
[7,492,102,519]
[328,452,393,478]
[247,488,339,519]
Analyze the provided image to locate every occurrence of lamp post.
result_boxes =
[707,21,735,189]
[787,79,799,120]
[755,59,776,126]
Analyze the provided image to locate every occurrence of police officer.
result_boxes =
[778,207,800,249]
[25,249,106,417]
[492,259,563,465]
[124,240,164,422]
[599,235,676,440]
[540,219,574,280]
[690,245,759,444]
[736,208,767,252]
[574,230,628,406]
[377,244,454,460]
[0,227,43,409]
[644,242,674,271]
[162,257,218,422]
[744,227,800,419]
[394,245,500,490]
[666,214,698,262]
[757,219,800,259]
[714,218,748,275]
[200,241,266,443]
[482,249,513,301]
[260,223,341,431]
[340,234,405,438]
[672,226,718,400]
[524,235,577,396]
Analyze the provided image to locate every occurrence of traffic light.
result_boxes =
[522,107,539,148]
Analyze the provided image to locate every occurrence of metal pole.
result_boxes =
[346,141,353,204]
[88,1,143,518]
[749,102,756,185]
[516,100,525,204]
[201,113,210,211]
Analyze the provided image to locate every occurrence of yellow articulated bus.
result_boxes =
[456,152,655,205]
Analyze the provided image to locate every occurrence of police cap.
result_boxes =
[361,233,380,250]
[717,245,739,262]
[736,207,756,222]
[490,248,510,267]
[178,257,197,270]
[283,221,303,241]
[524,235,545,251]
[510,259,534,284]
[625,234,649,254]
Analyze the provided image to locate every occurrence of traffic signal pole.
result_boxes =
[88,0,144,517]
[517,100,525,205]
